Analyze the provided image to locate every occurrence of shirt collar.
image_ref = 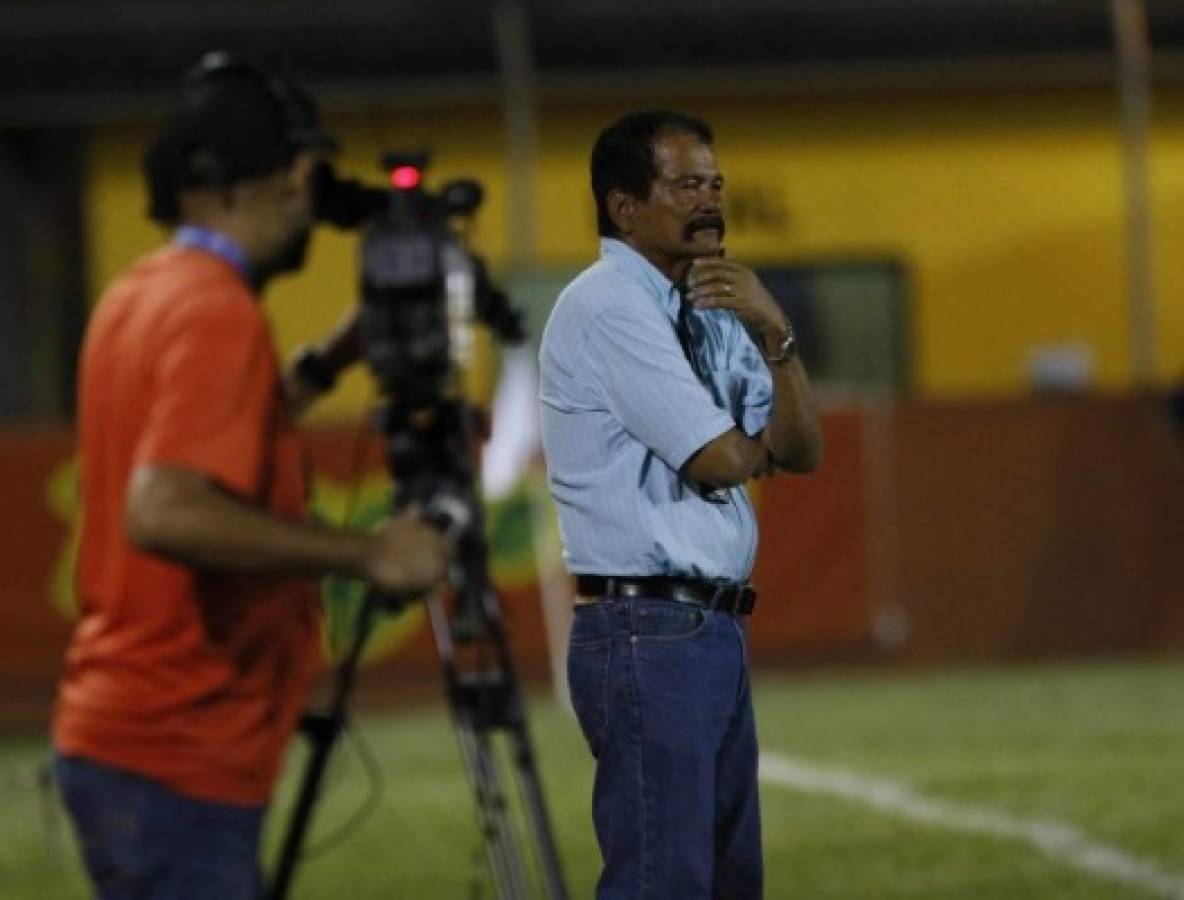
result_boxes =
[600,237,682,322]
[174,225,252,281]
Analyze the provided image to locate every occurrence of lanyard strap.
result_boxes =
[174,225,251,279]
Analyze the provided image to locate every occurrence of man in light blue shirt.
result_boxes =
[540,111,822,899]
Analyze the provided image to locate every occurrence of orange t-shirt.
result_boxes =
[54,245,322,807]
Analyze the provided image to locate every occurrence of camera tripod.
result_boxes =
[268,399,568,900]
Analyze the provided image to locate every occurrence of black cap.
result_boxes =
[144,51,338,223]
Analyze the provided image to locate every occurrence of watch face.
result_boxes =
[769,327,795,363]
[782,331,797,358]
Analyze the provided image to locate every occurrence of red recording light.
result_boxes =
[390,165,422,189]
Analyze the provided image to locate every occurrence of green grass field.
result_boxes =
[2,658,1182,898]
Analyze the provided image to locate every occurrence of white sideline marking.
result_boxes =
[759,752,1184,899]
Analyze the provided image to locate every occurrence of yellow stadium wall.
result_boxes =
[86,87,1184,411]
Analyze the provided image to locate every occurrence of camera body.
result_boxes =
[314,152,520,408]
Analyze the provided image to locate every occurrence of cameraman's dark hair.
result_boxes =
[590,110,713,238]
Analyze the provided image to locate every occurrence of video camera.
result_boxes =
[312,152,524,406]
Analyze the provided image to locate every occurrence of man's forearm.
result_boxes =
[126,466,370,579]
[685,255,824,478]
[761,356,823,473]
[683,355,822,488]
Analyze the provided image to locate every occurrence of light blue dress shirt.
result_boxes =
[539,238,773,581]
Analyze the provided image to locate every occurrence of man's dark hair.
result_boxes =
[590,110,713,238]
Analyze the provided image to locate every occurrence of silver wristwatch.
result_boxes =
[764,323,797,365]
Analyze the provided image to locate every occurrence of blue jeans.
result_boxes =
[53,754,265,900]
[567,597,762,900]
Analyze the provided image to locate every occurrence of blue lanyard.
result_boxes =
[174,225,251,279]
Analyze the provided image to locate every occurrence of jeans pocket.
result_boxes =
[636,601,710,642]
[568,604,615,648]
[567,639,612,758]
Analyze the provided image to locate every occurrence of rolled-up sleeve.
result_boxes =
[584,303,735,472]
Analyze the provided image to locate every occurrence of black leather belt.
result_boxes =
[575,575,757,616]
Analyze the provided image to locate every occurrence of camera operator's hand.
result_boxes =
[362,511,453,594]
[283,308,362,419]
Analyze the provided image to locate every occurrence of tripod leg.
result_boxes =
[480,607,568,900]
[268,596,379,900]
[426,591,535,899]
[452,716,531,899]
[507,726,569,900]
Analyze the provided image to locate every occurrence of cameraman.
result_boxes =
[51,53,450,899]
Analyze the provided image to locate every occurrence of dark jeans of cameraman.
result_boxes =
[567,597,763,900]
[53,753,265,900]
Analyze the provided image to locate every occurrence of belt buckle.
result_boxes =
[668,581,699,606]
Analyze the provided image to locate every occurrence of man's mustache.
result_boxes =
[685,214,725,240]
